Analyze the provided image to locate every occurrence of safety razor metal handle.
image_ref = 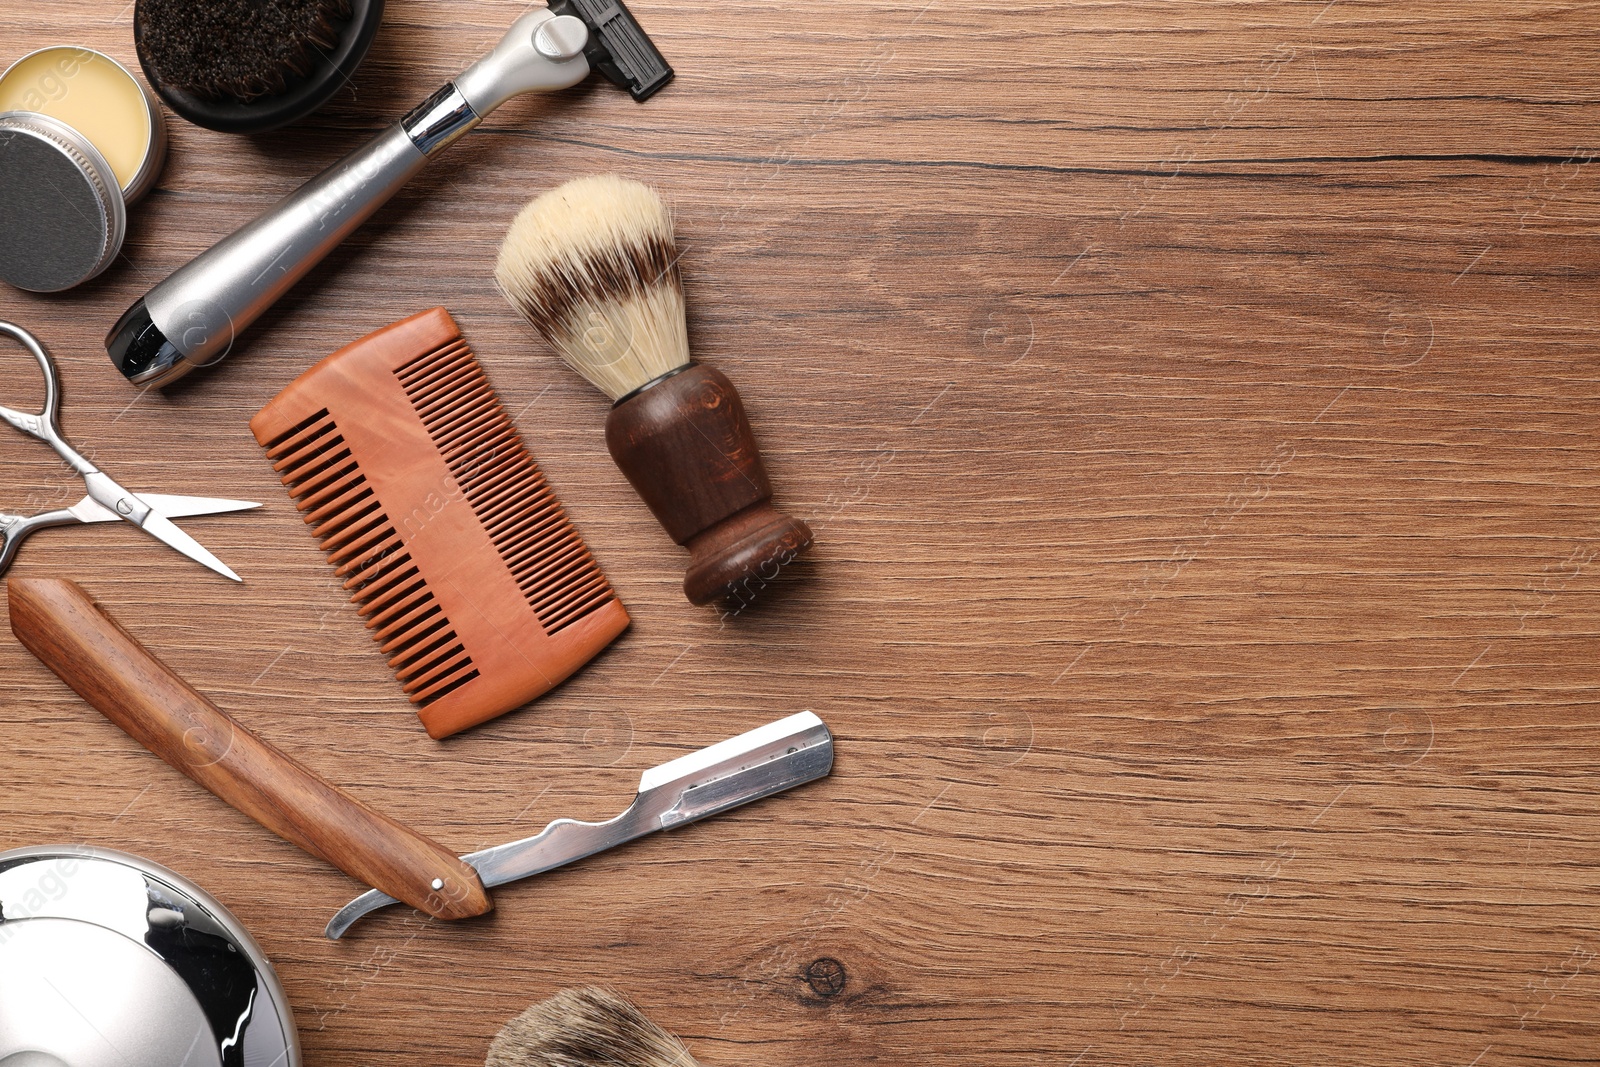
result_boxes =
[105,8,596,388]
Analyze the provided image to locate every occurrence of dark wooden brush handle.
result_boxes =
[7,577,492,922]
[605,363,813,605]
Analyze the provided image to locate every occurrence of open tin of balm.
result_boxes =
[0,47,167,292]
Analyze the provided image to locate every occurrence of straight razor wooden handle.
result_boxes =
[7,577,492,923]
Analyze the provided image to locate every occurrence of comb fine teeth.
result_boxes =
[250,307,629,739]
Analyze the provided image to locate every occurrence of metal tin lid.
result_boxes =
[0,111,126,292]
[0,846,301,1067]
[0,47,168,204]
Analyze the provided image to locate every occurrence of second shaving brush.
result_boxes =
[496,175,812,606]
[488,987,701,1067]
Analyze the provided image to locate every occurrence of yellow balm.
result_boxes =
[0,47,160,196]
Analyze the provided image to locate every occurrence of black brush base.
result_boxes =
[134,0,386,134]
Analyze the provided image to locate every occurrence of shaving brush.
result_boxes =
[487,987,702,1067]
[496,175,812,606]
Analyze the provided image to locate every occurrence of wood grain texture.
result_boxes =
[0,0,1598,1064]
[250,306,631,737]
[6,576,493,920]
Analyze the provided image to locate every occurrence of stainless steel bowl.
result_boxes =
[0,845,300,1067]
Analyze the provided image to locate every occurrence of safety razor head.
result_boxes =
[549,0,674,101]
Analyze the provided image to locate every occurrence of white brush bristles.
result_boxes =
[495,175,691,401]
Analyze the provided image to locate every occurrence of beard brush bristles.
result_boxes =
[495,175,691,402]
[136,0,352,102]
[487,987,702,1067]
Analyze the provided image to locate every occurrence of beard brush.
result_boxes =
[495,175,813,606]
[136,0,352,101]
[133,0,384,133]
[488,987,701,1067]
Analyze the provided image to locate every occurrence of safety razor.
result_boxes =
[106,0,672,387]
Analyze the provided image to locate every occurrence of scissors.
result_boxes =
[0,321,258,581]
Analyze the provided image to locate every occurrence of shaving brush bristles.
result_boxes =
[496,175,690,401]
[494,172,814,606]
[487,987,701,1067]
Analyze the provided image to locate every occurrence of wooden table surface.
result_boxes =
[4,1,1600,1063]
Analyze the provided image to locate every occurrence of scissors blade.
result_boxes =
[134,511,242,582]
[131,493,260,520]
[66,494,261,524]
[80,471,244,581]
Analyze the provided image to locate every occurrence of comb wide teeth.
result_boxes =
[263,409,482,707]
[259,351,619,699]
[253,310,629,734]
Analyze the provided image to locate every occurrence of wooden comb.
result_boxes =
[249,308,629,739]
